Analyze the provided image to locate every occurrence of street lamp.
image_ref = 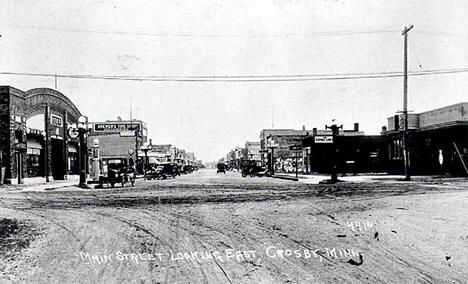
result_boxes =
[141,142,151,175]
[69,116,93,188]
[325,122,343,183]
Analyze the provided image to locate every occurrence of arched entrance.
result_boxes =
[0,86,82,184]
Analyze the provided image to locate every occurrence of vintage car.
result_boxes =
[181,165,194,174]
[217,163,226,174]
[240,160,267,177]
[97,157,135,188]
[145,162,178,180]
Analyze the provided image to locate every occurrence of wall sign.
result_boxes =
[51,114,63,127]
[94,123,140,133]
[314,136,333,144]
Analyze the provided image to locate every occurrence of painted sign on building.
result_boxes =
[314,136,333,144]
[51,114,63,127]
[94,122,140,133]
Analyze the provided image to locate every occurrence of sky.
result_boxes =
[1,0,467,162]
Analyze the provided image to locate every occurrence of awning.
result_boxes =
[148,157,160,164]
[27,140,42,150]
[27,148,40,155]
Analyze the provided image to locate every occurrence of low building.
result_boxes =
[384,102,468,176]
[245,141,261,161]
[88,119,147,173]
[260,127,317,173]
[301,123,379,174]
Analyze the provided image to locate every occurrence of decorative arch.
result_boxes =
[24,88,81,122]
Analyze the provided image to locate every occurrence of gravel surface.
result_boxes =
[1,169,467,283]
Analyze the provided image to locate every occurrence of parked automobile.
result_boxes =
[97,157,135,188]
[217,163,226,174]
[145,164,165,180]
[157,162,178,179]
[240,160,267,177]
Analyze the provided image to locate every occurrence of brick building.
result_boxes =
[88,119,147,172]
[0,86,82,184]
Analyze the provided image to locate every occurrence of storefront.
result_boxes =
[0,86,83,184]
[384,103,468,176]
[26,133,44,177]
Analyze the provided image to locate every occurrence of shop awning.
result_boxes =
[27,141,42,150]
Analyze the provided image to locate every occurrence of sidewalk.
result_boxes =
[1,175,80,192]
[275,173,468,185]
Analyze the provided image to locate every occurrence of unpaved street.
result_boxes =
[1,170,468,283]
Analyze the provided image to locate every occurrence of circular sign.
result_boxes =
[68,127,79,139]
[128,149,134,155]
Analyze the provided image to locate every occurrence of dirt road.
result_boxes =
[1,169,468,283]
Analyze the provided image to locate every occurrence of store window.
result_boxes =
[391,139,403,160]
[26,148,41,177]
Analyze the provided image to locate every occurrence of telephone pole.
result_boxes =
[402,25,413,181]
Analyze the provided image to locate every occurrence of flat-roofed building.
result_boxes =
[384,102,468,176]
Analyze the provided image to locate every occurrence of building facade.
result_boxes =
[384,102,468,176]
[0,86,83,184]
[245,141,261,161]
[259,128,315,173]
[88,119,147,173]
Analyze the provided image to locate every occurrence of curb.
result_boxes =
[271,175,299,181]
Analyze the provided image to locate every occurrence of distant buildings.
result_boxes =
[222,102,468,177]
[245,142,261,161]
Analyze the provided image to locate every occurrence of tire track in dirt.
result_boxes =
[144,207,330,283]
[169,206,378,283]
[1,194,85,250]
[141,208,256,283]
[99,209,214,283]
[297,196,459,283]
[73,191,206,282]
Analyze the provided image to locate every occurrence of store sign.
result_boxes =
[94,123,140,133]
[314,136,333,144]
[68,127,79,139]
[120,130,136,137]
[51,114,63,127]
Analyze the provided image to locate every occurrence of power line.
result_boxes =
[2,24,399,38]
[0,67,467,82]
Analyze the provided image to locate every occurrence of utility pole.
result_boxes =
[402,25,413,181]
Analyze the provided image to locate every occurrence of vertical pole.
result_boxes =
[63,111,68,178]
[144,150,148,175]
[17,152,22,184]
[331,126,337,183]
[44,104,50,182]
[402,25,413,181]
[271,147,275,175]
[295,150,298,178]
[135,128,139,174]
[79,129,86,186]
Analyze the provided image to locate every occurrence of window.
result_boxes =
[391,139,403,160]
